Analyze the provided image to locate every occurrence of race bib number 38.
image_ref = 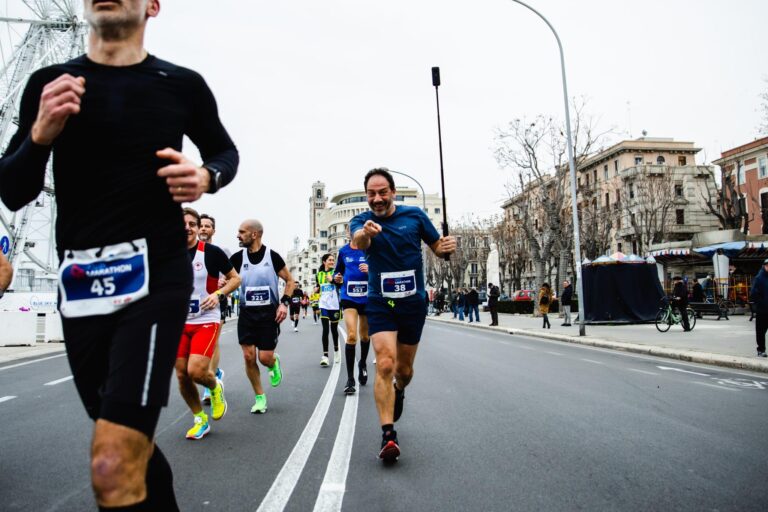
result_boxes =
[58,239,150,318]
[381,270,417,299]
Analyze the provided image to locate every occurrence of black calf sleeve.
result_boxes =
[360,340,370,363]
[321,318,330,353]
[145,445,179,511]
[345,343,356,379]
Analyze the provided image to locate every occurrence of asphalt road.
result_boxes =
[1,318,766,511]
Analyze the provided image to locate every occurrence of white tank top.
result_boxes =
[239,246,279,310]
[187,241,222,325]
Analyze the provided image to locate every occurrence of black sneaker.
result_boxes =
[358,361,368,386]
[393,383,405,422]
[379,430,400,462]
[344,378,356,395]
[758,351,767,358]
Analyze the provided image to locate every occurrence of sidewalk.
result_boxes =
[0,342,65,365]
[428,309,768,374]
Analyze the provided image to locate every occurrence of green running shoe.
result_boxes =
[269,354,282,387]
[251,394,267,414]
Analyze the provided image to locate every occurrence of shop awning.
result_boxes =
[693,241,747,258]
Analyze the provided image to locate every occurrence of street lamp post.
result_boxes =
[508,0,586,336]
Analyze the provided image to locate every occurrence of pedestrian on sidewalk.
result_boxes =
[749,259,768,357]
[560,280,573,326]
[467,287,480,323]
[457,289,466,321]
[672,276,692,332]
[488,283,500,326]
[539,283,553,329]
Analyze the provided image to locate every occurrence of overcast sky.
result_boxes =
[9,0,768,257]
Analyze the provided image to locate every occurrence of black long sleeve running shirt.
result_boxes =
[0,54,238,263]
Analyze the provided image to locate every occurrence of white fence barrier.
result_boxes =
[0,311,64,346]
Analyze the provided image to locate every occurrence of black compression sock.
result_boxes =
[382,423,394,435]
[345,344,356,379]
[144,445,179,511]
[360,340,370,363]
[294,319,298,328]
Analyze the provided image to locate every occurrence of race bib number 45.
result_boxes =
[381,270,417,299]
[58,239,150,318]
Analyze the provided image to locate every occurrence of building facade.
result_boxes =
[712,136,768,235]
[500,137,720,292]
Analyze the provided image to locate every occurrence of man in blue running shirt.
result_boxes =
[350,168,456,462]
[334,228,371,395]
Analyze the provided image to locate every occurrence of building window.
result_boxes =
[319,230,328,238]
[632,240,638,254]
[316,189,322,198]
[676,209,685,225]
[738,164,746,185]
[675,184,683,197]
[603,165,608,180]
[759,157,768,179]
[629,183,634,199]
[435,208,441,214]
[656,155,666,164]
[617,242,623,253]
[678,156,687,166]
[593,169,597,183]
[605,193,610,209]
[320,244,328,251]
[634,156,643,165]
[470,263,478,274]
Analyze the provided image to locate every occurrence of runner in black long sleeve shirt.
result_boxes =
[0,2,238,510]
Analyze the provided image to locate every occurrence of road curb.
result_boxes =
[427,317,768,374]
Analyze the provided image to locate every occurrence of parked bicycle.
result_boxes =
[655,296,696,332]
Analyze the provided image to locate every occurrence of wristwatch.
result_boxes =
[205,166,223,194]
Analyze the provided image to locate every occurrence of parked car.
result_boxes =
[511,289,535,301]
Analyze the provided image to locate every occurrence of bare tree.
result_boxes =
[579,194,613,260]
[758,77,768,136]
[699,168,746,231]
[621,168,676,254]
[494,99,611,297]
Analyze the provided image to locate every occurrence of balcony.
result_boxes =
[619,164,668,180]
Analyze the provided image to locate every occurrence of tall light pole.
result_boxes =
[508,0,586,336]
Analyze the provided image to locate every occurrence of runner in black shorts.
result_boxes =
[350,168,455,463]
[230,219,295,414]
[290,283,304,332]
[334,233,371,395]
[0,1,238,508]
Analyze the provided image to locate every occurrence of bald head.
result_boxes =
[238,219,264,250]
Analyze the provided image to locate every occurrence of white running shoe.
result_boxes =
[294,327,298,332]
[320,356,330,367]
[334,351,341,364]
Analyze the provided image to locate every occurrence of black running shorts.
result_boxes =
[61,286,189,434]
[237,315,280,351]
[340,299,366,316]
[289,305,301,316]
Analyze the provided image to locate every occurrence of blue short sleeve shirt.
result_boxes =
[350,205,440,302]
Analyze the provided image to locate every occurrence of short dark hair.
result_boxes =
[200,213,215,229]
[364,167,396,191]
[672,276,682,281]
[183,207,200,225]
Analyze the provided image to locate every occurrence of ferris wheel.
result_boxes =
[0,0,86,289]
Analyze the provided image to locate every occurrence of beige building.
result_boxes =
[287,182,443,289]
[501,137,720,291]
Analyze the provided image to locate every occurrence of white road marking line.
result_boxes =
[44,376,73,386]
[628,369,659,376]
[693,382,740,392]
[546,351,563,356]
[657,366,710,377]
[0,396,17,403]
[517,346,536,350]
[256,341,342,512]
[580,359,604,365]
[0,353,67,372]
[314,371,358,512]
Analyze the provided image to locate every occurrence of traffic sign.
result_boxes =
[0,236,9,255]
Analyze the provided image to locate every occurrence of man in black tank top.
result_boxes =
[0,2,238,510]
